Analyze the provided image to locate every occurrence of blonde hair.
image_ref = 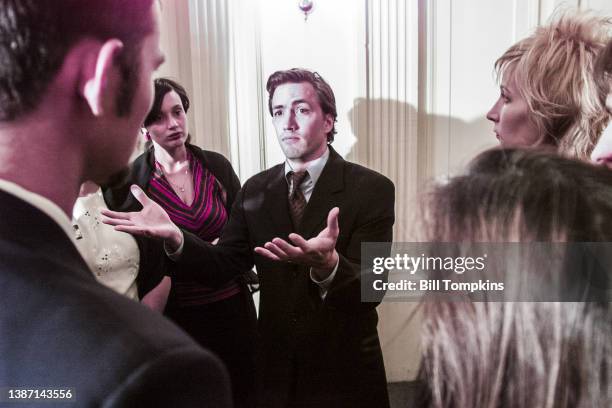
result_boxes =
[595,39,612,106]
[495,11,612,159]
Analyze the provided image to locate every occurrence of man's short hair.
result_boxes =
[266,68,338,143]
[0,0,155,121]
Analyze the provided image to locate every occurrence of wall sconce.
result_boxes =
[298,0,314,21]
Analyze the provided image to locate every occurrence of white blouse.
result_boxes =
[72,190,140,300]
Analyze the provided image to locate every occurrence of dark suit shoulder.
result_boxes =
[342,160,393,185]
[242,163,284,189]
[195,147,232,167]
[0,244,231,407]
[102,346,231,407]
[340,160,395,202]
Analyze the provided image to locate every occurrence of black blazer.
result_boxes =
[0,190,231,407]
[174,147,395,408]
[104,144,241,215]
[103,144,242,295]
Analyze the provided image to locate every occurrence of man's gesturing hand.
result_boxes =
[100,185,183,250]
[254,207,340,278]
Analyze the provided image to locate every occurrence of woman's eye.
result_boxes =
[273,111,282,117]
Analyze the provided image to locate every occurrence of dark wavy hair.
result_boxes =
[143,77,190,127]
[266,68,337,143]
[143,77,192,147]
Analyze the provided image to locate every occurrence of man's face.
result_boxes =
[91,3,164,183]
[271,82,333,164]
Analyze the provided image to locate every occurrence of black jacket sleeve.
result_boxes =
[325,174,395,313]
[172,184,255,287]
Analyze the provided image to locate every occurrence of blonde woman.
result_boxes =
[487,12,611,159]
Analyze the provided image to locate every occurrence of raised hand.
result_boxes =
[100,185,183,250]
[254,207,340,278]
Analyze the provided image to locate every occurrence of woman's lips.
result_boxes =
[596,154,612,169]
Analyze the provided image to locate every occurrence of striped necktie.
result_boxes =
[287,170,308,229]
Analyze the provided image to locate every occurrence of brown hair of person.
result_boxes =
[418,148,612,408]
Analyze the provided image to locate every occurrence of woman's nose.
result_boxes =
[486,101,500,122]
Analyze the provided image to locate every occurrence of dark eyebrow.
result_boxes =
[272,99,311,111]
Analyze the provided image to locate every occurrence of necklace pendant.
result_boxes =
[180,187,185,192]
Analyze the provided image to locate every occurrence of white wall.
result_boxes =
[156,0,612,383]
[258,0,364,165]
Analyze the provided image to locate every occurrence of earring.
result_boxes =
[140,127,151,141]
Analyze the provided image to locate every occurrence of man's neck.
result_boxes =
[287,145,329,172]
[0,119,82,217]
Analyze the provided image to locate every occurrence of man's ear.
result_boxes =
[323,113,334,134]
[81,39,124,117]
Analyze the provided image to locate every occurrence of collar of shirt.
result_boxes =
[284,147,330,202]
[0,179,75,241]
[73,188,104,221]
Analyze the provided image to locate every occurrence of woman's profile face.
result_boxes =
[591,92,612,168]
[146,90,189,152]
[486,67,540,147]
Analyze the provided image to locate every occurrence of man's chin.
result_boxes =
[281,146,304,160]
[97,166,132,190]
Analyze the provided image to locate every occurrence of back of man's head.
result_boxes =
[0,0,155,121]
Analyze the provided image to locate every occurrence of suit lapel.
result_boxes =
[299,147,345,238]
[262,164,294,235]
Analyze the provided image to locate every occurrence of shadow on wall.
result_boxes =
[346,97,495,183]
[342,98,495,383]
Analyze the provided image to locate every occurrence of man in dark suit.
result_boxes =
[0,1,230,406]
[104,68,394,407]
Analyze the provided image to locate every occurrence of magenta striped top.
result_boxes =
[148,151,241,307]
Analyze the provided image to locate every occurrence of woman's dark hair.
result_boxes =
[266,68,337,143]
[418,148,612,408]
[144,77,190,127]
